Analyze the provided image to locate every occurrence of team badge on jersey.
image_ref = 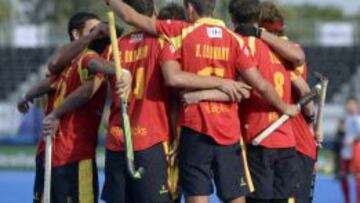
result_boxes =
[207,27,223,38]
[130,33,144,43]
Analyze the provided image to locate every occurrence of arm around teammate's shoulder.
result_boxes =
[241,67,299,117]
[260,30,305,67]
[106,0,158,35]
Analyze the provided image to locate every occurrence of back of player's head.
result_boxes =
[123,0,154,17]
[184,0,216,16]
[259,1,285,35]
[158,3,186,20]
[68,12,100,41]
[229,0,260,24]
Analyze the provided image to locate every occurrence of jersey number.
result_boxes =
[133,67,145,99]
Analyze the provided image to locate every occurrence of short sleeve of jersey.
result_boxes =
[159,42,180,64]
[236,45,258,72]
[155,20,187,37]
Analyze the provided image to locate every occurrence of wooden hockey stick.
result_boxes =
[252,84,322,146]
[108,12,144,179]
[43,135,52,203]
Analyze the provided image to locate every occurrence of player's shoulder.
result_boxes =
[222,28,246,48]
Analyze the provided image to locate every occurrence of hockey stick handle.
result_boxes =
[44,135,52,203]
[314,80,329,144]
[252,84,322,146]
[108,12,144,179]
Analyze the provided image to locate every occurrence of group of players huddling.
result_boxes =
[17,0,319,203]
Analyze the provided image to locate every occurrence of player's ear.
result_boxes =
[72,30,80,41]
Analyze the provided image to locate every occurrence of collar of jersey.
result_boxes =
[195,17,226,27]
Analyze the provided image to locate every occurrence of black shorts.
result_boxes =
[179,127,252,202]
[33,153,99,203]
[295,152,316,203]
[246,145,298,200]
[101,143,171,203]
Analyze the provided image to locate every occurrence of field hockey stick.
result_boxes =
[44,135,52,203]
[108,12,144,179]
[313,72,329,147]
[252,84,322,146]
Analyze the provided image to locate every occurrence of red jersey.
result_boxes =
[241,37,295,148]
[155,18,257,145]
[38,49,107,167]
[105,31,177,151]
[291,64,317,160]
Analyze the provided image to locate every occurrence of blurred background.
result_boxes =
[0,0,360,202]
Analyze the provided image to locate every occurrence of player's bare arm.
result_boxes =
[42,79,103,137]
[242,67,299,117]
[48,23,108,74]
[181,89,242,105]
[17,78,54,114]
[87,58,132,98]
[236,24,305,67]
[292,76,315,122]
[161,60,252,101]
[261,30,305,67]
[105,0,158,35]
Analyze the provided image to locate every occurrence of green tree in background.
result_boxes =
[0,0,12,23]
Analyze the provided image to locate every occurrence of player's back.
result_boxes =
[106,30,172,152]
[241,37,294,148]
[156,18,256,145]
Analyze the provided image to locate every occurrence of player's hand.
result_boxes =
[116,71,132,98]
[89,23,109,40]
[181,91,203,104]
[42,113,60,138]
[283,104,299,118]
[17,97,33,114]
[218,79,252,101]
[235,24,262,38]
[315,128,324,144]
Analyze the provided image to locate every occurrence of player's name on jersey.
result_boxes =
[121,45,149,63]
[195,44,229,61]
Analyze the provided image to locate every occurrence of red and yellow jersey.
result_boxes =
[155,18,257,145]
[105,30,177,152]
[290,63,317,160]
[241,37,295,148]
[38,49,107,167]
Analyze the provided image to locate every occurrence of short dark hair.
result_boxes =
[158,3,186,20]
[229,0,260,24]
[68,12,100,41]
[123,0,154,17]
[347,96,359,103]
[184,0,216,16]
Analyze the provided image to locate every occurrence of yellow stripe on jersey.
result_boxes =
[288,197,296,203]
[163,23,203,51]
[225,28,245,49]
[248,37,257,57]
[240,137,255,192]
[78,159,94,203]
